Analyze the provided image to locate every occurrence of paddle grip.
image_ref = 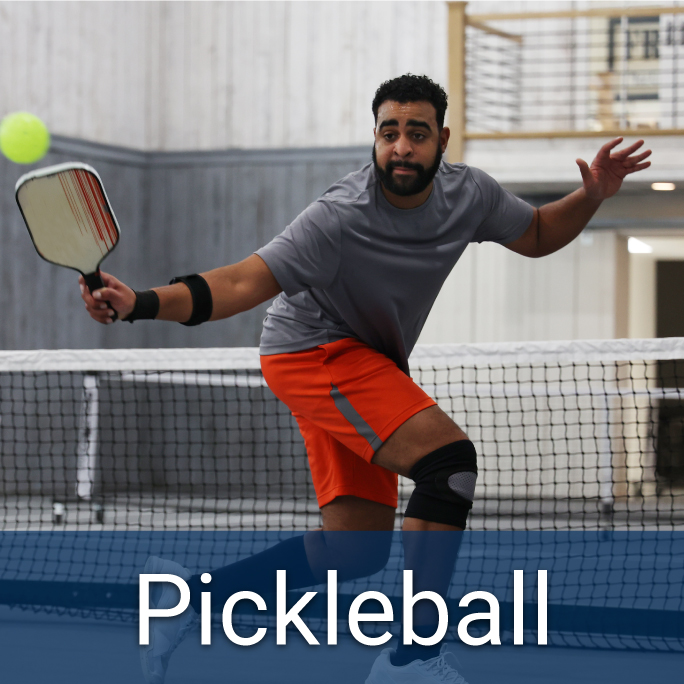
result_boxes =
[83,271,118,322]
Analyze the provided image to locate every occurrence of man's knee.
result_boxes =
[373,405,468,476]
[404,439,478,529]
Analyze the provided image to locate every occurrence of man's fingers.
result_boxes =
[624,161,652,175]
[91,287,116,301]
[576,158,593,184]
[99,271,118,288]
[623,150,652,167]
[79,273,119,324]
[85,302,116,324]
[612,139,644,159]
[80,287,98,307]
[87,286,120,319]
[597,137,623,157]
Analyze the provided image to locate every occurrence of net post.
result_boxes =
[76,372,100,504]
[598,392,614,516]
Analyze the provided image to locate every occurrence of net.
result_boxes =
[1,339,683,651]
[2,338,684,532]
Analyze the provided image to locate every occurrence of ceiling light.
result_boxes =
[651,182,676,191]
[628,237,653,254]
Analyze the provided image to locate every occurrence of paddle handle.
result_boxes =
[83,270,118,322]
[83,271,105,292]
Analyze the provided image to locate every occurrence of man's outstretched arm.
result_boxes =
[505,137,652,259]
[80,254,282,325]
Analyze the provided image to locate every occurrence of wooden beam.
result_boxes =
[467,19,523,43]
[448,2,467,163]
[469,5,684,22]
[465,129,684,140]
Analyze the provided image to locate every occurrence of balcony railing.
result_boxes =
[448,3,684,157]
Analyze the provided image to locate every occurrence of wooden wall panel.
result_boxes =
[575,231,619,339]
[420,229,621,345]
[0,1,152,149]
[0,1,447,151]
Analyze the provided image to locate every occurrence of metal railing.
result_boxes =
[448,3,684,155]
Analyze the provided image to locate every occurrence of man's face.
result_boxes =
[373,100,448,197]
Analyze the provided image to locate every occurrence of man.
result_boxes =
[81,75,651,683]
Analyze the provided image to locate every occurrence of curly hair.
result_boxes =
[372,74,449,129]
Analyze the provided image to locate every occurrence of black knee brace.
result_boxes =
[404,440,478,529]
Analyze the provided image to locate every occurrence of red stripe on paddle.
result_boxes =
[83,171,118,244]
[70,170,111,254]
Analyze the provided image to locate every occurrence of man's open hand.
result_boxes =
[576,138,652,201]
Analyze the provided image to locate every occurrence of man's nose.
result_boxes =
[393,134,413,158]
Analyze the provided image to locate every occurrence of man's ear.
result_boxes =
[440,126,451,152]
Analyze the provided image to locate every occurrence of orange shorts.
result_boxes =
[260,338,436,509]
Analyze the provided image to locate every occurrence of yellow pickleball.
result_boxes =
[0,112,50,164]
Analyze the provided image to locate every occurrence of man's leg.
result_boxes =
[142,341,470,683]
[371,404,468,477]
[320,495,396,531]
[262,340,475,535]
[183,339,402,608]
[261,340,475,672]
[141,496,393,684]
[189,496,394,613]
[303,495,395,584]
[372,403,470,530]
[372,405,472,666]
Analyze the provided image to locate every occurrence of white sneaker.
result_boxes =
[140,556,198,684]
[365,645,469,684]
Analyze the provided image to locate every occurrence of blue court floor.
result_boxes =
[2,606,683,684]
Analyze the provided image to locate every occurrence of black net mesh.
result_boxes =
[2,345,683,531]
[1,342,683,649]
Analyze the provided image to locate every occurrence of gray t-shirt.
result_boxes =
[256,161,533,374]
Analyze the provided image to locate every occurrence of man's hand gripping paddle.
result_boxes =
[15,162,121,319]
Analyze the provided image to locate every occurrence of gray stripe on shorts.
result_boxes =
[329,384,383,452]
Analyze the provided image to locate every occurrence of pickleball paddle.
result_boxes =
[15,162,121,318]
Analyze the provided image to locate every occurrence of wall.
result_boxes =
[0,138,147,350]
[0,1,448,151]
[419,228,626,344]
[151,1,449,150]
[628,235,684,339]
[465,135,681,188]
[4,0,682,180]
[0,1,153,149]
[0,137,369,350]
[1,134,636,350]
[2,0,680,350]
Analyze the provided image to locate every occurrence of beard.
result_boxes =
[372,144,443,197]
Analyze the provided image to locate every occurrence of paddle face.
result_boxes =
[15,163,120,278]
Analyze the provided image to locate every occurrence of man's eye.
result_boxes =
[413,133,425,140]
